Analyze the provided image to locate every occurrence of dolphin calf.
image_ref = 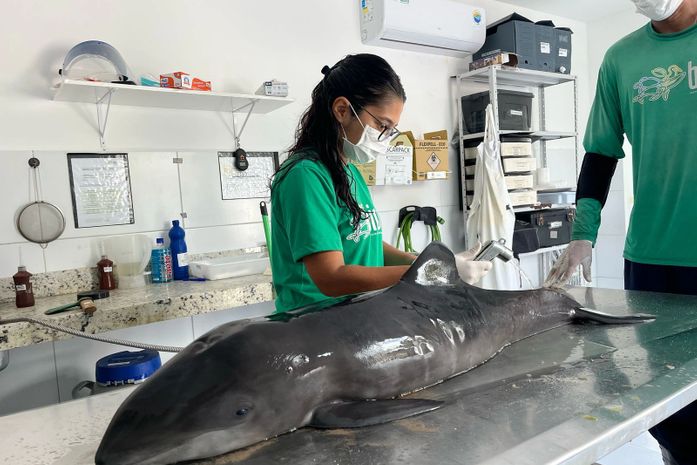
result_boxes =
[95,242,653,465]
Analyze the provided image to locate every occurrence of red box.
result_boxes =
[160,72,211,91]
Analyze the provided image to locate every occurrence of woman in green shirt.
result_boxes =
[270,54,491,313]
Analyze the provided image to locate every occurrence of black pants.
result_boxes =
[625,260,697,465]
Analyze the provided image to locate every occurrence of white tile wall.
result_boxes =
[185,223,266,255]
[595,235,625,281]
[179,151,269,228]
[0,341,58,416]
[0,243,45,279]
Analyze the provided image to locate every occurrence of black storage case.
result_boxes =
[513,221,540,255]
[473,13,573,74]
[461,90,534,134]
[514,207,575,249]
[473,13,538,70]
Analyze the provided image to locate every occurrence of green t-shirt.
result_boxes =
[270,151,384,312]
[574,22,697,266]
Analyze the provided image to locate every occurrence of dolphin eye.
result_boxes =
[236,407,252,417]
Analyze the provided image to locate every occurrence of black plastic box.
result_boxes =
[461,90,534,134]
[473,13,573,74]
[515,207,575,248]
[473,13,538,70]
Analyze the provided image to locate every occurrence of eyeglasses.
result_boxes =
[361,107,400,142]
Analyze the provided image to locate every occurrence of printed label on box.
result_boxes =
[427,153,441,170]
[426,171,447,180]
[509,109,523,116]
[540,42,551,54]
[559,48,568,57]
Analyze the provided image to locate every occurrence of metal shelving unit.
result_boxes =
[452,64,580,217]
[452,65,581,286]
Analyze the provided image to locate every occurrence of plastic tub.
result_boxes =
[189,253,269,281]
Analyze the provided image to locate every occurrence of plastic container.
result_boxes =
[97,255,116,290]
[72,349,161,399]
[189,253,269,281]
[461,90,534,134]
[103,235,151,289]
[169,220,189,280]
[13,266,34,308]
[151,237,172,283]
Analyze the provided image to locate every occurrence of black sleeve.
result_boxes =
[576,152,618,207]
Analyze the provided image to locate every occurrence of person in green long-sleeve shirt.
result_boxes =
[545,1,697,463]
[270,54,492,314]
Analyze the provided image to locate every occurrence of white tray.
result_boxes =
[189,253,269,281]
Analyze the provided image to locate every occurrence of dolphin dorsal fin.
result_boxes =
[401,241,460,286]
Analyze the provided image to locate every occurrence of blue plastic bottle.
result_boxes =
[169,220,189,280]
[151,237,172,283]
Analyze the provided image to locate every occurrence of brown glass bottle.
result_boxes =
[13,266,34,308]
[97,255,116,290]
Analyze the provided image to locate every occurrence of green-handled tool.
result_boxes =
[260,201,272,259]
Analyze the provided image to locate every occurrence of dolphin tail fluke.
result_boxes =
[309,398,443,429]
[573,307,655,324]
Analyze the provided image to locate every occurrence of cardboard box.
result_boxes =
[503,157,536,174]
[509,189,538,206]
[469,52,519,71]
[505,174,534,190]
[355,162,376,186]
[405,130,450,181]
[160,72,212,91]
[256,80,289,97]
[464,146,479,160]
[376,144,413,185]
[501,139,533,157]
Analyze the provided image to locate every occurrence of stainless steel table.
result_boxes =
[3,287,697,465]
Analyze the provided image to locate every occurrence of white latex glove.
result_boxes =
[455,242,493,285]
[543,240,593,288]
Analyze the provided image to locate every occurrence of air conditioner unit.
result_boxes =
[359,0,486,58]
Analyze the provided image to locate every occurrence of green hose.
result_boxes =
[396,212,444,253]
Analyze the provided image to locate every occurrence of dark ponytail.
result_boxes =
[274,54,406,229]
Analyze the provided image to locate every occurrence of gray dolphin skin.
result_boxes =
[95,242,653,465]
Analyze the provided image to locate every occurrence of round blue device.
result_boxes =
[95,349,161,386]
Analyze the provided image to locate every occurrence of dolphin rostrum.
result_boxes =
[95,242,653,465]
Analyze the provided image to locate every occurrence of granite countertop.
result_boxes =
[0,274,273,351]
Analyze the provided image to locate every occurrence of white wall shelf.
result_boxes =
[53,79,294,113]
[52,79,294,150]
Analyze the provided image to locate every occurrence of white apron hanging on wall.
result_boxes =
[466,104,518,290]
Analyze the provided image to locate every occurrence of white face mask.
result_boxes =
[631,0,683,21]
[342,104,392,164]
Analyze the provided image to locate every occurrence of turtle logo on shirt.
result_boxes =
[632,65,686,104]
[346,205,382,244]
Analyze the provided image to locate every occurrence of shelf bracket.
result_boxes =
[95,88,114,151]
[230,99,257,149]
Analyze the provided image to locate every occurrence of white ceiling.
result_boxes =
[497,0,635,22]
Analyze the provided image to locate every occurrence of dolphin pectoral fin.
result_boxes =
[309,399,443,429]
[573,307,655,324]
